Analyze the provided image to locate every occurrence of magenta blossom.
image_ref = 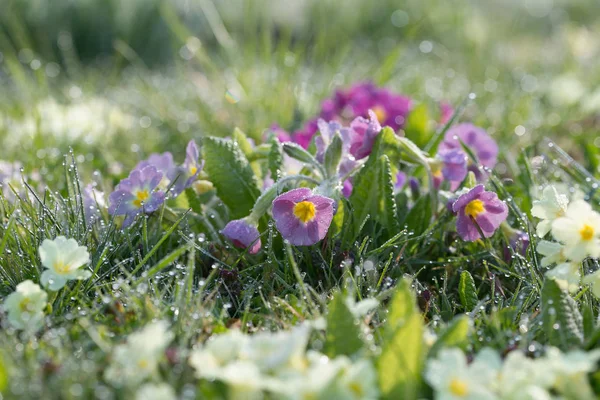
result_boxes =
[267,124,291,143]
[345,110,382,160]
[272,188,335,246]
[108,166,166,227]
[221,218,261,254]
[438,123,498,179]
[452,184,508,242]
[292,119,319,149]
[439,101,454,125]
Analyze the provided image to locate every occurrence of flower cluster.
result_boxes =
[189,324,379,399]
[426,347,600,399]
[108,140,202,228]
[533,185,600,294]
[2,237,91,332]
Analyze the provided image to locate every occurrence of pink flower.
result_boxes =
[272,188,335,246]
[221,219,261,254]
[452,185,508,242]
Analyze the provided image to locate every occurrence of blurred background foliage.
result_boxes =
[0,0,599,175]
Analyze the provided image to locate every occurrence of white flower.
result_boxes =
[582,269,600,298]
[3,280,47,332]
[548,75,585,107]
[551,200,600,262]
[104,321,174,387]
[536,240,565,267]
[531,186,568,238]
[345,297,379,318]
[189,329,248,380]
[545,348,600,399]
[425,348,498,400]
[335,358,379,400]
[39,236,91,290]
[135,383,177,400]
[241,324,310,372]
[496,351,554,399]
[545,262,581,293]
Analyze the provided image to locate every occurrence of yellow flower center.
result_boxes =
[189,164,198,176]
[293,201,316,224]
[53,261,71,274]
[137,359,149,369]
[580,224,595,241]
[465,199,485,218]
[449,378,469,397]
[132,189,150,208]
[19,298,31,312]
[372,106,387,123]
[349,382,363,396]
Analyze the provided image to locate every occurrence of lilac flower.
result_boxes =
[339,157,358,198]
[171,140,203,196]
[315,119,351,162]
[345,110,382,160]
[438,123,498,180]
[221,218,261,254]
[135,152,176,180]
[82,184,105,224]
[272,188,335,246]
[452,185,508,241]
[433,149,468,190]
[395,171,407,193]
[503,229,530,261]
[108,166,166,227]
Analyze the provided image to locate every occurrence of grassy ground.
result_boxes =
[1,0,600,399]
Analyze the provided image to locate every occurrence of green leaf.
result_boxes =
[377,313,424,400]
[541,279,584,349]
[403,103,432,148]
[324,133,343,178]
[232,128,255,157]
[282,142,324,176]
[202,137,261,219]
[267,139,283,180]
[325,293,364,357]
[402,193,432,237]
[385,278,417,335]
[429,315,471,356]
[458,271,478,312]
[349,155,398,241]
[0,353,6,392]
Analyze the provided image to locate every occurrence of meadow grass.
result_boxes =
[1,1,600,399]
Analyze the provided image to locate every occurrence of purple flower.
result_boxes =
[339,157,358,198]
[438,123,498,178]
[345,110,382,160]
[395,171,407,193]
[315,119,349,163]
[272,188,335,246]
[221,219,261,254]
[503,230,530,261]
[292,119,319,149]
[135,152,176,179]
[439,101,454,125]
[452,184,508,242]
[82,184,105,224]
[171,140,203,196]
[433,149,468,190]
[108,166,166,227]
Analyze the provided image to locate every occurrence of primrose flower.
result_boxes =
[546,262,581,293]
[221,218,262,254]
[292,119,319,149]
[267,123,291,143]
[135,152,176,190]
[432,149,468,190]
[425,348,497,400]
[272,188,335,246]
[452,185,508,242]
[105,321,174,387]
[171,140,203,196]
[551,199,600,262]
[536,240,566,267]
[82,183,105,224]
[135,383,177,400]
[39,236,91,291]
[439,101,454,125]
[315,119,349,163]
[439,123,498,180]
[336,358,379,400]
[3,280,47,332]
[108,165,166,227]
[503,229,530,261]
[531,186,569,237]
[346,110,382,160]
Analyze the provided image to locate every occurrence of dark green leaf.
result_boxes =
[541,279,584,349]
[458,271,478,312]
[325,293,364,357]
